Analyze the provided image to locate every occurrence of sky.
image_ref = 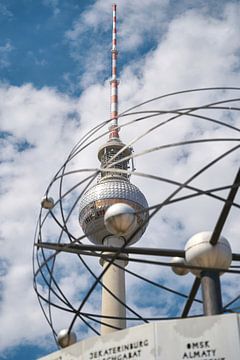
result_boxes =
[1,0,240,359]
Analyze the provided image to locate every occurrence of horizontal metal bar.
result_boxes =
[35,242,240,261]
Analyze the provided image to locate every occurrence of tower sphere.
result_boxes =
[171,257,189,276]
[79,178,148,245]
[185,231,232,276]
[104,203,137,237]
[57,329,77,348]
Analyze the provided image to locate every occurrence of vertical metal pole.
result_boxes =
[201,271,222,315]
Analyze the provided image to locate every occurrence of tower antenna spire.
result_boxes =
[109,3,119,139]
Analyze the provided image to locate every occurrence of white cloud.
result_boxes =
[65,0,170,87]
[1,0,240,355]
[120,3,240,108]
[0,83,80,350]
[66,0,169,47]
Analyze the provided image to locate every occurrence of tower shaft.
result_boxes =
[100,5,127,335]
[100,237,128,335]
[101,261,126,334]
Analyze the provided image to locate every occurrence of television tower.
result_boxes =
[78,4,149,335]
[34,5,240,351]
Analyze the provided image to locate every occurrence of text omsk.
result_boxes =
[182,340,225,360]
[89,339,149,360]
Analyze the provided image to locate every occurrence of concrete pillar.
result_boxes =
[100,236,128,335]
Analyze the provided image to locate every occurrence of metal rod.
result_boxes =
[181,278,201,318]
[210,167,240,245]
[35,242,240,261]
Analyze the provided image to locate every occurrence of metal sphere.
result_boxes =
[104,203,137,237]
[79,179,148,245]
[57,329,77,348]
[185,231,232,276]
[41,196,54,210]
[171,257,189,276]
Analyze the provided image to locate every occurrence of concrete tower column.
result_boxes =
[100,236,128,335]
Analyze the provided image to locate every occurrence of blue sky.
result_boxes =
[0,0,92,91]
[1,0,240,359]
[0,0,156,94]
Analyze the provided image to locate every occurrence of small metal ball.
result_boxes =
[104,203,137,236]
[41,196,54,209]
[171,257,189,276]
[57,329,77,348]
[185,231,232,276]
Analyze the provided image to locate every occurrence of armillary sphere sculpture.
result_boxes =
[33,3,240,351]
[33,86,240,348]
